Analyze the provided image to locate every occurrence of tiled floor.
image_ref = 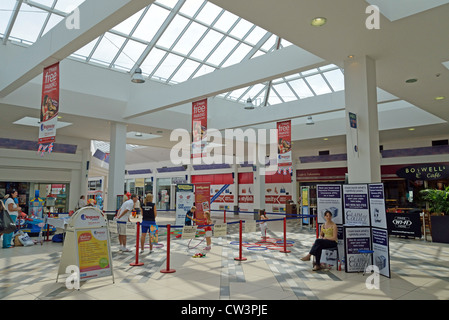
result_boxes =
[0,211,448,301]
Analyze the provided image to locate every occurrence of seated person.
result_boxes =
[300,210,338,271]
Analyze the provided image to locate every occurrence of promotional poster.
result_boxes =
[175,184,195,226]
[192,99,207,159]
[276,120,292,171]
[343,184,370,226]
[317,184,343,225]
[39,62,59,145]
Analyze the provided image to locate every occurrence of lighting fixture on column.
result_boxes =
[245,97,255,110]
[306,116,314,125]
[131,67,145,84]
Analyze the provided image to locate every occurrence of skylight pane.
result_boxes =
[221,43,252,68]
[289,78,314,99]
[41,14,64,37]
[10,4,48,43]
[90,33,126,66]
[245,26,268,45]
[112,8,145,35]
[114,40,147,70]
[133,5,170,42]
[180,0,204,17]
[229,19,253,39]
[171,59,200,83]
[32,0,55,8]
[153,53,184,80]
[323,69,345,92]
[273,83,297,102]
[141,47,166,75]
[54,0,86,13]
[228,87,249,101]
[214,10,238,32]
[207,37,238,66]
[195,1,222,25]
[190,29,222,60]
[0,0,17,36]
[260,34,277,51]
[71,37,99,59]
[305,74,332,95]
[301,68,319,76]
[192,64,216,78]
[281,39,293,48]
[319,64,339,71]
[244,84,266,100]
[173,21,207,55]
[157,14,190,49]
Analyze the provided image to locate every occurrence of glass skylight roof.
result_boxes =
[0,0,345,107]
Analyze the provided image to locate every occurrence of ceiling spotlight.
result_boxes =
[131,67,145,83]
[405,78,418,83]
[245,97,255,110]
[311,17,327,27]
[135,132,143,137]
[435,96,445,100]
[306,116,315,125]
[323,138,329,141]
[348,55,355,59]
[408,128,415,131]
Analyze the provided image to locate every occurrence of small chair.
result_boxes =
[358,249,374,275]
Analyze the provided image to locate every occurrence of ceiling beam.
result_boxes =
[0,0,156,98]
[123,45,325,119]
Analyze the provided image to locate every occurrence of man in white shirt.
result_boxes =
[116,194,137,252]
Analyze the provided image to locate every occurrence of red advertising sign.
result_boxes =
[265,195,292,204]
[194,183,210,222]
[238,195,254,204]
[39,62,59,145]
[277,120,292,168]
[192,98,207,159]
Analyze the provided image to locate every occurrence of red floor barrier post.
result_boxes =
[161,224,176,273]
[130,222,144,266]
[234,220,247,261]
[280,217,291,253]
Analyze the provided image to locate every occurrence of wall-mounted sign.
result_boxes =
[396,164,449,180]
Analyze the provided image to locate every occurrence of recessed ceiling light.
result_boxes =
[408,128,415,131]
[435,96,445,100]
[311,17,327,27]
[323,138,329,141]
[405,78,418,83]
[348,55,355,59]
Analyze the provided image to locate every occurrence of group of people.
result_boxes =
[1,189,22,248]
[97,191,340,271]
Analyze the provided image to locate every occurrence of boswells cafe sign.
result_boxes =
[396,163,449,181]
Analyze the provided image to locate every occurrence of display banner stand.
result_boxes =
[56,207,115,286]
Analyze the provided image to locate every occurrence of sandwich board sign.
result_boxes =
[56,207,114,285]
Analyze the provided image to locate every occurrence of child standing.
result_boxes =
[203,211,212,251]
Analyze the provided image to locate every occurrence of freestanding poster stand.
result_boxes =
[56,207,114,285]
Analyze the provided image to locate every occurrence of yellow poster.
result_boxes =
[302,188,309,206]
[76,228,111,280]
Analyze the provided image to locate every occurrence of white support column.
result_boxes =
[344,56,381,183]
[253,164,266,218]
[106,122,127,211]
[291,160,298,204]
[80,148,90,198]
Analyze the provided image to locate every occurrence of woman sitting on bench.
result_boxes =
[301,210,338,271]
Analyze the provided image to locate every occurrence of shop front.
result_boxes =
[297,162,449,213]
[0,181,70,215]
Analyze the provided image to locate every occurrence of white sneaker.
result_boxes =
[122,247,131,252]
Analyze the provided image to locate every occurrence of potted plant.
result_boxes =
[419,186,449,215]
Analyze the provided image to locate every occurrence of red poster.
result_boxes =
[194,183,210,222]
[192,99,207,159]
[277,120,292,168]
[39,63,60,144]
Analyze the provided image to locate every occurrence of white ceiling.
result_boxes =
[0,0,448,166]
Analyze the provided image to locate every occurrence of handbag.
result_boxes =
[0,202,16,234]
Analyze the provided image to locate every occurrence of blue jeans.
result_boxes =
[3,215,17,248]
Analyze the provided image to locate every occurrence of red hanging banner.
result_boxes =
[192,98,207,159]
[39,62,60,145]
[276,120,292,169]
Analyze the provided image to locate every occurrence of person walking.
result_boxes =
[115,194,138,252]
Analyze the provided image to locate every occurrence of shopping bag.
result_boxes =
[0,209,16,234]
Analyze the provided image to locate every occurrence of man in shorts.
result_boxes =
[116,194,138,252]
